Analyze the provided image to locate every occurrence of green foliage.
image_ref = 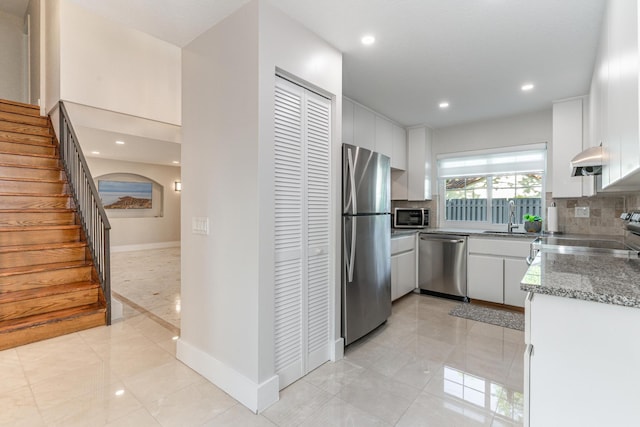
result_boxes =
[523,213,542,222]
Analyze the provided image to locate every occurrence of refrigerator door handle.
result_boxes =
[347,147,358,215]
[347,217,357,282]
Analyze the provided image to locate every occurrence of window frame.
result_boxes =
[438,145,547,231]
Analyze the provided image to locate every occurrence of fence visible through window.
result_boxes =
[445,198,542,223]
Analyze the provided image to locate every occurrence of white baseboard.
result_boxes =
[110,297,123,322]
[176,339,279,413]
[111,241,180,253]
[331,337,344,361]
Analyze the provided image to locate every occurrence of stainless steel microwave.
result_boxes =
[394,208,430,229]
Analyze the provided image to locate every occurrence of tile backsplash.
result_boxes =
[546,193,626,236]
[393,192,640,237]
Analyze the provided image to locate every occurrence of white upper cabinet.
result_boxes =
[341,97,408,171]
[375,115,393,160]
[591,0,640,190]
[392,124,407,170]
[353,103,375,151]
[552,97,594,197]
[342,98,354,145]
[407,126,432,200]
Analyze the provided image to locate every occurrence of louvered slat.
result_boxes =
[274,81,303,377]
[304,94,331,356]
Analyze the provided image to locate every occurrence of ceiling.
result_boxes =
[71,0,606,129]
[42,0,606,166]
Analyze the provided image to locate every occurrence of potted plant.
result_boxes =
[523,214,542,233]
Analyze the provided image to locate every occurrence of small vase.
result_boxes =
[524,221,542,233]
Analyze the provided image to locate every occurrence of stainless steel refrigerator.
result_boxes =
[342,143,391,346]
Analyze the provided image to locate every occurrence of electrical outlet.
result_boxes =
[575,207,590,218]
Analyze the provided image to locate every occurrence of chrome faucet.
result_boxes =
[508,200,519,233]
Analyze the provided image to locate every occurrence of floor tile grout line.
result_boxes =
[113,290,180,335]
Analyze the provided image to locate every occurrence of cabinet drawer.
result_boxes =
[391,234,416,255]
[469,237,532,258]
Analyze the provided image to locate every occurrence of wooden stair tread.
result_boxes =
[0,162,61,170]
[0,260,91,277]
[0,121,51,137]
[0,130,52,145]
[0,208,74,213]
[0,111,48,127]
[0,281,99,304]
[0,177,66,184]
[0,303,105,333]
[0,150,56,159]
[0,225,80,232]
[0,241,86,254]
[0,192,69,197]
[0,99,40,110]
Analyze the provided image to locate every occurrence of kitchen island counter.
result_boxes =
[521,249,640,308]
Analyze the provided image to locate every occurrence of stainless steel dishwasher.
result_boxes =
[418,233,468,301]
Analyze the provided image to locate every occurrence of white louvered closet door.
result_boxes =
[274,76,331,389]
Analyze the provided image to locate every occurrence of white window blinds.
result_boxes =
[438,144,547,178]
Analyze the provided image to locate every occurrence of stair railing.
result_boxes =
[57,101,112,324]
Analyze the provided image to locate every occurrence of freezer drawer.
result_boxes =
[418,233,468,298]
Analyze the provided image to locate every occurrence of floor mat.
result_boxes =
[449,303,524,331]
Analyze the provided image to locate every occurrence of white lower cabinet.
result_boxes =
[467,237,533,307]
[467,255,503,303]
[391,234,417,301]
[525,293,640,426]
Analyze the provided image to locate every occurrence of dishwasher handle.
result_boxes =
[419,235,466,244]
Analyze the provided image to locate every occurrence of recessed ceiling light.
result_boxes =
[521,83,535,91]
[114,389,125,397]
[172,161,180,164]
[361,35,375,46]
[439,102,450,109]
[91,151,100,155]
[115,140,125,145]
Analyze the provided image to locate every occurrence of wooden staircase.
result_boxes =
[0,99,107,350]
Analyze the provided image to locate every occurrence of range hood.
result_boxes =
[570,146,603,176]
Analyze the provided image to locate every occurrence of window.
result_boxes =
[438,145,546,227]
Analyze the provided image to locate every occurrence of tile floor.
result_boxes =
[0,290,524,426]
[111,248,181,329]
[3,248,524,426]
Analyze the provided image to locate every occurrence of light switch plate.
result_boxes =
[575,207,590,218]
[192,217,209,235]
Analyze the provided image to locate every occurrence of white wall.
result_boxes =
[180,0,342,412]
[0,10,27,103]
[181,1,262,410]
[87,157,181,250]
[57,0,181,125]
[44,0,60,114]
[432,109,553,194]
[27,0,42,106]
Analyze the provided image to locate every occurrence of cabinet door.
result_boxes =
[467,254,503,304]
[407,126,432,201]
[342,98,354,145]
[552,99,584,198]
[614,0,640,180]
[504,257,529,307]
[391,124,407,170]
[391,255,400,301]
[375,115,393,160]
[353,104,375,151]
[396,250,416,298]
